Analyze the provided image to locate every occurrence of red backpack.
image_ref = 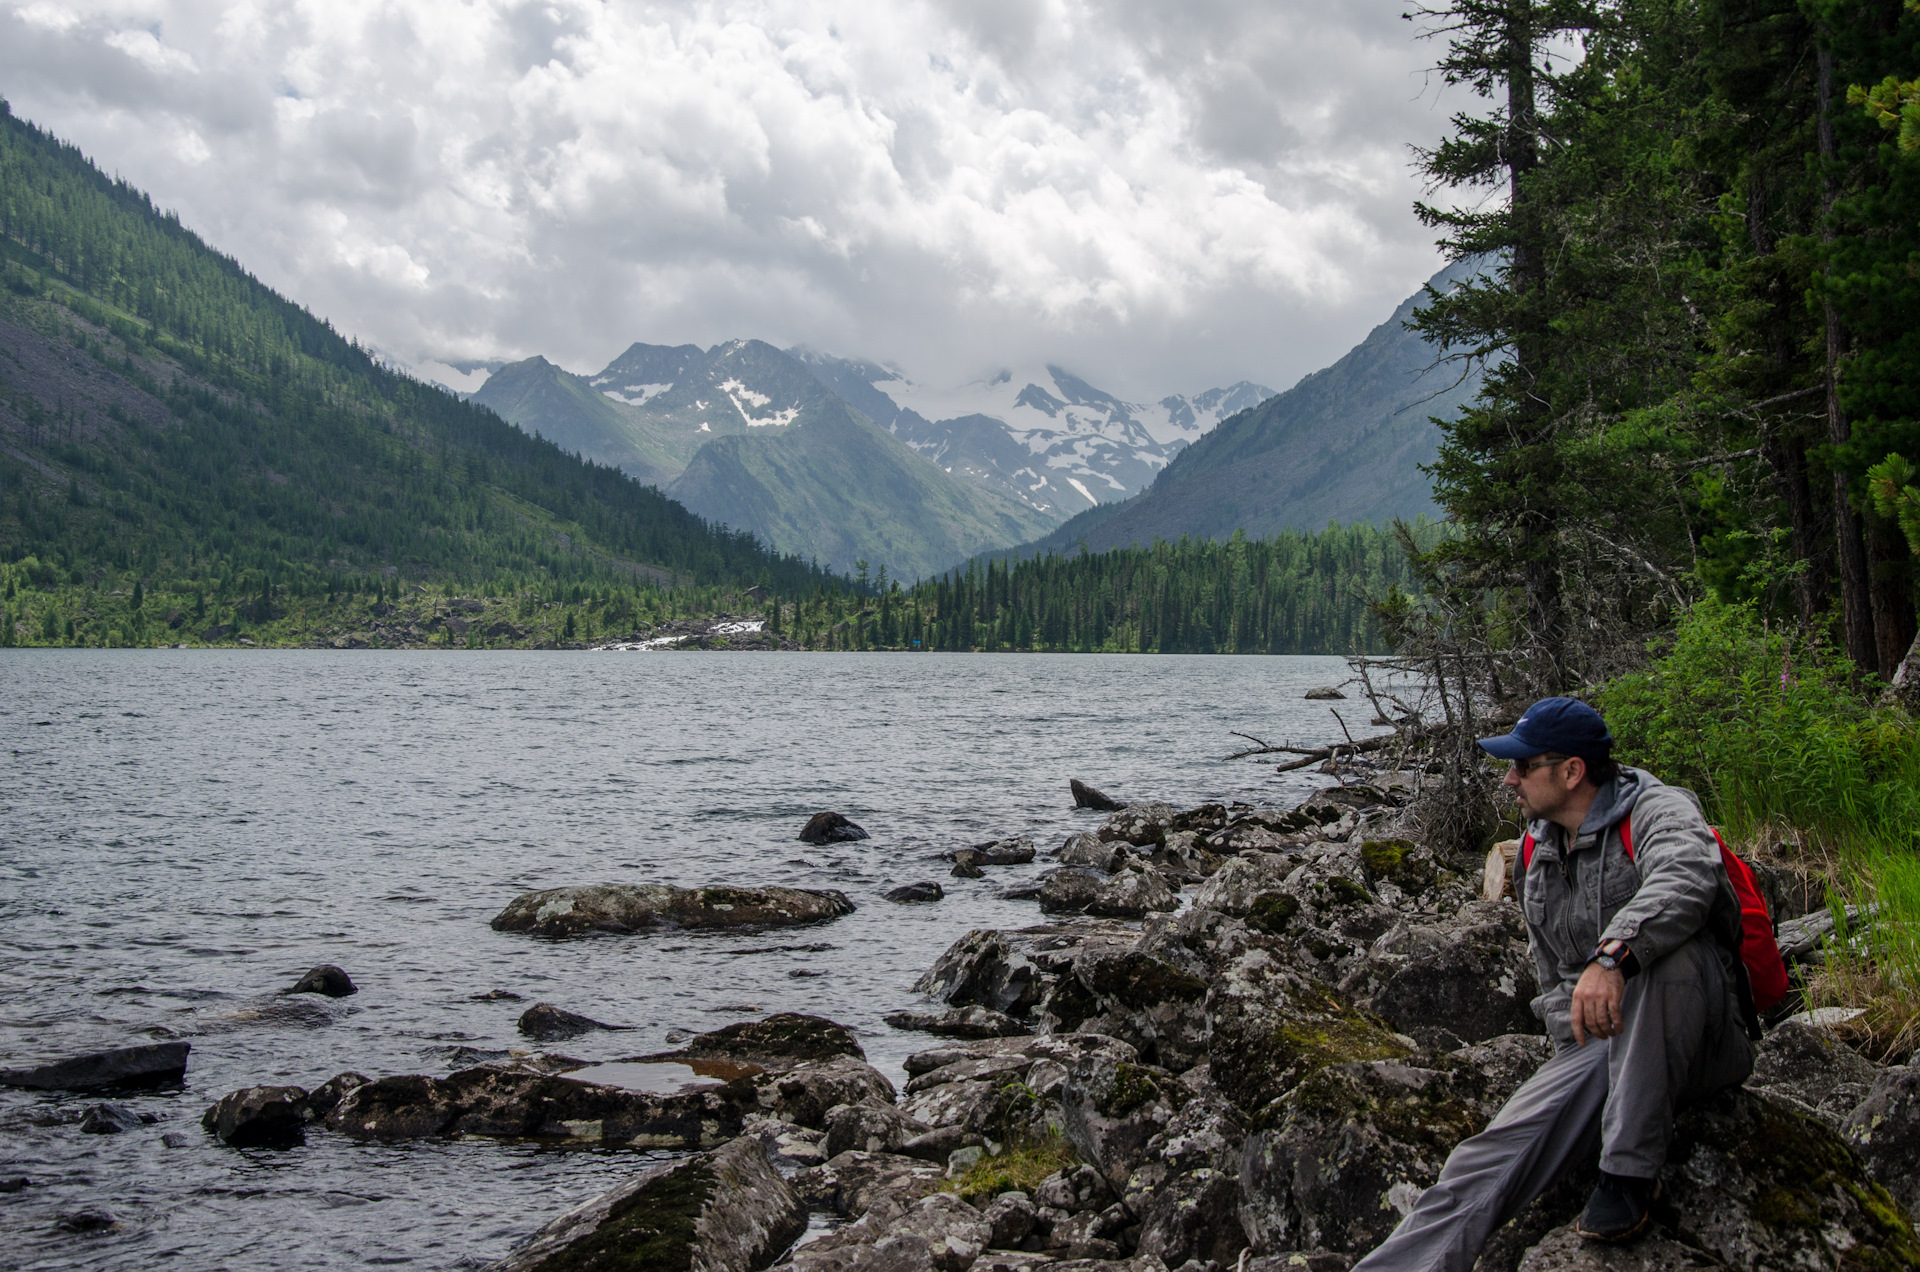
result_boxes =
[1520,818,1790,1014]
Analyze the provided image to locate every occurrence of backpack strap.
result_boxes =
[1618,815,1636,860]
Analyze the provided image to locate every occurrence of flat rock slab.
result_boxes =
[326,1064,758,1146]
[0,1041,190,1091]
[487,1137,806,1272]
[492,884,856,937]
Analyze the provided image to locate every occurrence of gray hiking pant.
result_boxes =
[1350,936,1753,1272]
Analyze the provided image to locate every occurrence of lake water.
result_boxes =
[0,650,1356,1270]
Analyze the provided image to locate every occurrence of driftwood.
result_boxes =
[1225,729,1398,773]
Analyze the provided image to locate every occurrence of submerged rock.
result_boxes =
[78,1103,146,1135]
[949,838,1038,866]
[1304,686,1345,700]
[491,884,856,936]
[486,1137,806,1272]
[203,1085,311,1149]
[517,1003,627,1041]
[887,883,945,904]
[1072,779,1126,811]
[286,964,357,997]
[0,1041,190,1091]
[801,812,872,844]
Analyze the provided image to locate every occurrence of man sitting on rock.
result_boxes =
[1354,696,1755,1270]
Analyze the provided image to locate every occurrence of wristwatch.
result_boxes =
[1588,938,1639,978]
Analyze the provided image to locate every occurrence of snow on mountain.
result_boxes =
[787,351,1275,517]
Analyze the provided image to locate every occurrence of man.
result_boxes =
[1352,697,1755,1272]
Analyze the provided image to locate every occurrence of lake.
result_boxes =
[0,650,1357,1270]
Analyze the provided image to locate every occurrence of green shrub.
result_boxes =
[1601,601,1920,1000]
[1599,600,1920,854]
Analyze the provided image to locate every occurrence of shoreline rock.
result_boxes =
[485,1137,806,1272]
[491,884,856,937]
[0,1041,190,1091]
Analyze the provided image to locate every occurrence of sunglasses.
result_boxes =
[1510,754,1568,776]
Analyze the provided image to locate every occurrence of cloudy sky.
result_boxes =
[0,0,1470,399]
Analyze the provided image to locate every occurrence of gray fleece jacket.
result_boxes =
[1514,767,1744,1048]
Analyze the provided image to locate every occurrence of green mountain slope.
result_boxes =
[996,261,1482,560]
[0,101,832,622]
[468,355,688,486]
[473,335,1059,577]
[667,395,1057,578]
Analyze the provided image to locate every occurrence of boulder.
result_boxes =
[287,964,357,997]
[793,1150,948,1218]
[1747,1020,1883,1129]
[1059,834,1131,873]
[980,1192,1040,1247]
[826,1103,931,1158]
[1073,780,1127,811]
[1066,952,1211,1072]
[791,1192,993,1272]
[486,1137,806,1272]
[1513,1228,1720,1271]
[680,1012,868,1063]
[1304,686,1345,700]
[0,1041,190,1091]
[952,859,986,879]
[740,1113,831,1172]
[801,812,872,844]
[78,1102,147,1135]
[1061,1057,1191,1192]
[1085,870,1181,919]
[883,1007,1034,1039]
[1341,904,1539,1049]
[1100,804,1178,848]
[1041,869,1108,915]
[203,1084,311,1148]
[491,884,856,936]
[518,1003,626,1041]
[887,883,946,904]
[910,925,1143,1023]
[304,1072,370,1119]
[327,1064,757,1145]
[1845,1064,1920,1218]
[952,839,1039,866]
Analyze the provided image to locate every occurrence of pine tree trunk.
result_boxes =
[1507,1,1561,691]
[1817,45,1878,672]
[1867,510,1917,679]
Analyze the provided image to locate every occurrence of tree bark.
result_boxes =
[1507,1,1561,691]
[1866,510,1917,679]
[1817,45,1878,672]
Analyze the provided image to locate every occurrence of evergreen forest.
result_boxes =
[764,524,1420,654]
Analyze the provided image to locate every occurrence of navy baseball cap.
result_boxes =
[1477,697,1614,761]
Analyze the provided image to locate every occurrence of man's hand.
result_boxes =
[1570,962,1626,1046]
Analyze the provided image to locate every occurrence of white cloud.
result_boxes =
[0,0,1468,397]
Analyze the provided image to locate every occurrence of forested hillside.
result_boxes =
[761,522,1420,654]
[1399,0,1920,693]
[0,101,833,647]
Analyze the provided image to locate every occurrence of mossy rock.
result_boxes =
[488,1137,805,1272]
[1246,891,1301,935]
[1319,877,1375,907]
[1099,1062,1191,1118]
[1359,839,1434,892]
[682,1012,865,1062]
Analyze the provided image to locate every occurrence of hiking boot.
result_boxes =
[1575,1171,1656,1242]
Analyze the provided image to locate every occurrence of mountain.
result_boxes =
[788,351,1275,516]
[982,261,1482,561]
[0,103,830,605]
[475,339,1062,577]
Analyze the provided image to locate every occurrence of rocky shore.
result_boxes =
[190,784,1920,1271]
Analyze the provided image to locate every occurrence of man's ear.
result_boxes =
[1566,756,1589,789]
